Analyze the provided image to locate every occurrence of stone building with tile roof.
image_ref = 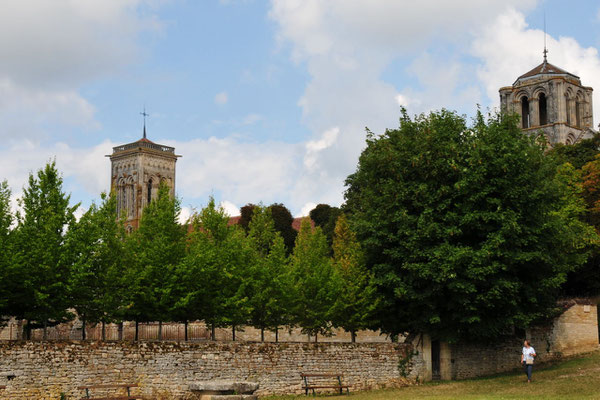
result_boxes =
[499,52,596,145]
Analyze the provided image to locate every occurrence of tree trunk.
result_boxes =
[314,333,318,343]
[158,321,162,341]
[275,327,279,343]
[42,320,48,341]
[184,320,188,342]
[135,320,139,341]
[211,323,216,341]
[118,322,123,341]
[232,325,236,341]
[261,327,264,342]
[81,317,86,341]
[101,321,106,341]
[351,330,356,343]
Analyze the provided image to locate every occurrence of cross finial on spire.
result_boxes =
[543,11,548,63]
[140,107,149,139]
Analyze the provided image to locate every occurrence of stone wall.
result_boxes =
[0,319,391,343]
[446,302,599,380]
[0,341,417,400]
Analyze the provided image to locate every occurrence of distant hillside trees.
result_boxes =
[344,110,597,342]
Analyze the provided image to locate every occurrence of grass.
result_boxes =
[265,350,600,400]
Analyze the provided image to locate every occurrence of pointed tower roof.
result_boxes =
[514,58,580,85]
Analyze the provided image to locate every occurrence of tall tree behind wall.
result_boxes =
[65,192,127,339]
[11,161,78,337]
[0,181,13,326]
[123,183,186,338]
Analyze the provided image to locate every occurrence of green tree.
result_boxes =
[548,133,600,169]
[65,192,127,339]
[11,161,78,338]
[173,198,252,340]
[246,206,291,341]
[330,214,379,342]
[238,203,257,232]
[124,183,186,339]
[0,181,13,325]
[344,110,595,342]
[288,218,337,341]
[269,203,297,255]
[309,204,342,251]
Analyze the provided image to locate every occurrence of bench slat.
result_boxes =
[300,373,343,377]
[303,385,350,388]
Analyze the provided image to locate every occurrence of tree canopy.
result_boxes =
[344,110,597,342]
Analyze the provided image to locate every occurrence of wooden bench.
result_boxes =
[78,383,141,400]
[300,373,350,396]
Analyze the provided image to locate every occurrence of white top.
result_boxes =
[522,346,536,362]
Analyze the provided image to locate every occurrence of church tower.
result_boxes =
[107,121,181,230]
[499,51,595,145]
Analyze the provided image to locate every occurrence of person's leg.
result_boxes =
[526,365,532,382]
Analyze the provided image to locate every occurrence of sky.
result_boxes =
[2,0,600,221]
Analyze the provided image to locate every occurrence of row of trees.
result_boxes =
[0,164,377,341]
[2,108,599,344]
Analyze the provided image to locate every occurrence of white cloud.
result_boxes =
[268,1,541,212]
[304,127,339,169]
[298,202,317,218]
[179,206,193,225]
[219,200,240,216]
[215,92,229,105]
[0,0,162,141]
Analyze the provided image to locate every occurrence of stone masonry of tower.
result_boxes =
[499,55,596,145]
[107,136,180,230]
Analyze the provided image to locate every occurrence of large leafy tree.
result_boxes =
[124,183,186,339]
[344,110,596,342]
[0,181,13,325]
[173,198,252,340]
[330,214,379,342]
[11,161,79,338]
[65,192,127,339]
[246,206,291,341]
[288,218,338,340]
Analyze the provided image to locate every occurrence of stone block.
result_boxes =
[189,380,259,394]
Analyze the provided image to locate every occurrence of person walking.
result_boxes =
[521,340,536,383]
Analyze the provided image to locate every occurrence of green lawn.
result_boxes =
[266,350,600,400]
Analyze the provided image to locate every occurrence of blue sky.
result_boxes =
[2,0,600,220]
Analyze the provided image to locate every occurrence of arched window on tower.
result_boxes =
[147,178,153,205]
[539,93,547,125]
[521,97,530,128]
[566,95,572,126]
[576,99,582,128]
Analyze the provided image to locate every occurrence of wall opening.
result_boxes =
[576,101,582,128]
[147,179,153,204]
[521,97,530,128]
[566,96,571,126]
[431,340,441,381]
[539,93,547,125]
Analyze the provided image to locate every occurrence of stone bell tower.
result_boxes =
[107,119,181,230]
[499,50,595,145]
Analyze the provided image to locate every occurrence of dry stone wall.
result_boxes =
[0,341,417,400]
